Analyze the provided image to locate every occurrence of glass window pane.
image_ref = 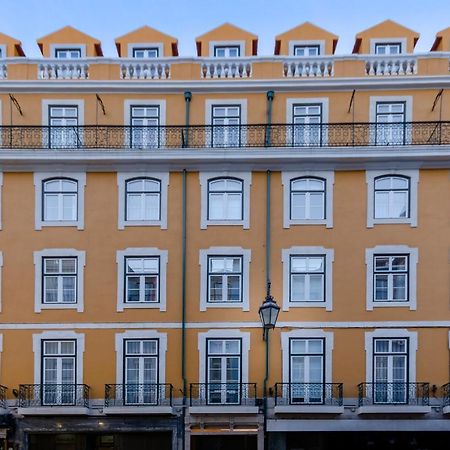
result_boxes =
[375,192,389,218]
[309,274,324,300]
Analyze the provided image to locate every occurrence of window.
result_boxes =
[34,249,86,312]
[282,247,334,311]
[123,339,159,405]
[289,338,324,404]
[48,105,79,149]
[55,48,82,59]
[366,170,418,227]
[43,178,78,222]
[199,172,251,229]
[372,338,408,404]
[211,105,241,147]
[213,46,240,58]
[292,104,322,146]
[43,257,77,304]
[132,47,159,58]
[116,248,168,311]
[208,256,242,303]
[208,177,243,221]
[125,257,159,304]
[41,340,76,405]
[365,245,418,310]
[375,102,406,146]
[294,45,320,56]
[375,43,402,55]
[206,338,241,404]
[199,247,251,311]
[129,105,160,149]
[125,178,161,221]
[117,172,169,229]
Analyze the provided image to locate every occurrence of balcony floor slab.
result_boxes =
[357,405,431,415]
[17,407,90,416]
[189,406,259,415]
[274,405,344,415]
[103,406,173,415]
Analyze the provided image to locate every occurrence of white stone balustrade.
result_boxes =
[365,56,417,76]
[38,62,89,80]
[0,63,6,79]
[200,59,252,78]
[120,62,171,80]
[283,58,334,78]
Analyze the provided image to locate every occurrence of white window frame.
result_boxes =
[282,171,334,228]
[370,38,407,55]
[281,329,333,384]
[114,330,167,385]
[33,249,86,313]
[289,40,325,56]
[198,329,250,384]
[364,329,417,384]
[365,245,418,311]
[34,172,86,230]
[128,43,164,58]
[32,330,85,384]
[116,247,168,312]
[199,247,251,311]
[50,44,86,58]
[199,172,251,229]
[117,172,169,229]
[209,40,245,57]
[366,170,418,227]
[282,246,334,311]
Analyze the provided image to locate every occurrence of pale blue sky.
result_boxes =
[1,0,449,57]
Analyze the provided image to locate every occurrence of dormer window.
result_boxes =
[293,45,320,56]
[54,48,82,59]
[132,47,159,58]
[374,43,402,55]
[214,45,240,58]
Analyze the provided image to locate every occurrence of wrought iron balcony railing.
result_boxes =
[190,382,257,406]
[0,122,450,150]
[358,382,430,407]
[0,385,7,409]
[18,384,90,408]
[104,383,173,407]
[443,383,450,407]
[274,382,343,406]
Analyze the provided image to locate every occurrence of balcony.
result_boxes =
[18,383,90,415]
[38,61,89,80]
[200,58,252,78]
[120,60,171,80]
[283,57,334,77]
[1,122,450,151]
[443,383,450,415]
[357,382,431,414]
[104,383,174,415]
[0,385,7,411]
[274,382,343,414]
[189,383,258,414]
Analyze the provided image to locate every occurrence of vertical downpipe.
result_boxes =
[265,91,275,147]
[181,169,187,450]
[184,91,192,148]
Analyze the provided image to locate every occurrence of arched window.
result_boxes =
[207,178,243,221]
[43,178,78,221]
[290,177,325,220]
[125,178,161,221]
[374,176,409,219]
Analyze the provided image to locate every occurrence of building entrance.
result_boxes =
[191,435,257,450]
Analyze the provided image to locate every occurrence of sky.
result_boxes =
[0,0,449,57]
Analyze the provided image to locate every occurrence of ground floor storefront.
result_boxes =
[190,435,257,450]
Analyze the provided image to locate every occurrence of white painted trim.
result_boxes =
[32,330,85,384]
[0,172,3,230]
[281,171,334,228]
[197,329,251,384]
[365,245,418,311]
[114,330,167,385]
[189,406,259,414]
[199,171,251,229]
[364,329,418,384]
[209,40,246,57]
[41,99,85,126]
[281,329,334,384]
[116,247,168,312]
[288,40,325,56]
[282,246,334,311]
[123,99,166,126]
[128,43,164,58]
[0,252,4,313]
[50,44,87,58]
[370,38,408,55]
[117,172,169,229]
[366,169,419,227]
[33,248,86,313]
[33,172,86,230]
[199,247,251,311]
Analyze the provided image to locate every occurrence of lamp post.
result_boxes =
[259,281,280,450]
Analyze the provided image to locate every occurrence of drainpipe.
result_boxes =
[265,91,275,147]
[183,92,192,148]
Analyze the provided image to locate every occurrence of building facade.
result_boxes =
[0,19,449,450]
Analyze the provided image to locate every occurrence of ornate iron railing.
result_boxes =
[274,382,343,406]
[358,382,429,406]
[104,383,173,407]
[18,384,90,408]
[0,122,450,150]
[443,383,450,407]
[0,385,7,409]
[190,382,257,406]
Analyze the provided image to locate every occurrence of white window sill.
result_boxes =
[370,301,413,308]
[121,221,164,228]
[39,221,82,228]
[119,303,163,310]
[287,219,329,227]
[287,301,331,310]
[40,303,82,311]
[203,302,248,311]
[204,220,246,227]
[370,218,415,226]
